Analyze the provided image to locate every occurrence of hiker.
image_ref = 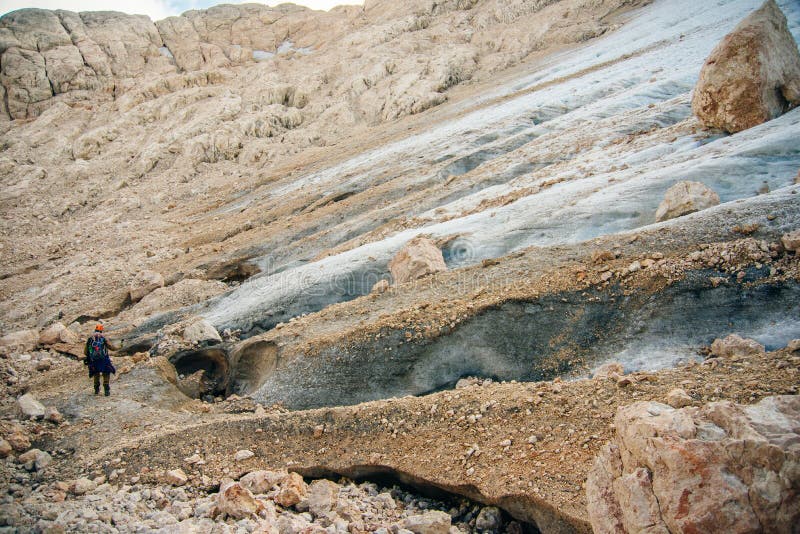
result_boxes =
[83,324,118,396]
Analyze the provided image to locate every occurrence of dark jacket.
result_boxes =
[84,333,117,376]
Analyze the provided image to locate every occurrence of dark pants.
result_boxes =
[93,373,110,394]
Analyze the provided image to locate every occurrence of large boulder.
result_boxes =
[176,370,213,399]
[586,396,800,534]
[401,511,452,534]
[655,181,720,222]
[129,270,165,302]
[781,229,800,252]
[68,477,97,495]
[305,479,339,517]
[692,0,800,133]
[710,333,765,358]
[217,481,264,519]
[240,470,287,494]
[475,506,503,532]
[388,236,447,285]
[274,472,308,508]
[5,430,31,452]
[17,393,46,419]
[183,319,222,345]
[38,322,78,345]
[164,468,188,486]
[665,388,693,408]
[18,448,52,471]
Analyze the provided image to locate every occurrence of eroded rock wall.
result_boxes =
[0,0,649,121]
[0,9,173,119]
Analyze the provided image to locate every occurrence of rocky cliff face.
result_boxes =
[0,0,635,121]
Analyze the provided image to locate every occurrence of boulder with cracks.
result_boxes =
[586,395,800,534]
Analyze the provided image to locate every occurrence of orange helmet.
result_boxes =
[95,324,104,332]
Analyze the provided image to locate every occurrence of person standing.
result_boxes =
[84,324,117,396]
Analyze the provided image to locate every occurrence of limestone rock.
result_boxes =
[475,507,503,532]
[710,334,765,358]
[402,511,452,534]
[165,468,188,486]
[240,470,287,494]
[781,229,800,252]
[306,479,339,517]
[19,448,52,471]
[38,322,78,345]
[44,406,63,424]
[593,361,624,379]
[6,431,31,452]
[234,449,255,462]
[0,439,11,458]
[217,481,264,519]
[183,319,222,345]
[787,339,800,352]
[665,388,693,408]
[655,181,720,222]
[17,393,46,419]
[372,279,390,294]
[692,0,800,133]
[389,237,447,285]
[0,8,168,119]
[68,477,97,495]
[276,514,313,533]
[129,270,165,302]
[184,453,204,466]
[591,250,616,264]
[274,472,308,508]
[0,329,39,354]
[177,370,212,399]
[586,396,800,534]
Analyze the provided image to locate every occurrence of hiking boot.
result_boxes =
[104,384,110,397]
[94,384,100,395]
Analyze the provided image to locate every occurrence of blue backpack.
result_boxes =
[87,335,108,362]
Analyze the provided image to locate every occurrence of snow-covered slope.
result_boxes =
[203,0,800,351]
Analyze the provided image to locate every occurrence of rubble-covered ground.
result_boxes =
[1,325,798,532]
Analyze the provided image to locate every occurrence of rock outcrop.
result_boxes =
[655,181,720,222]
[388,237,447,285]
[0,9,171,119]
[692,0,800,133]
[587,396,800,534]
